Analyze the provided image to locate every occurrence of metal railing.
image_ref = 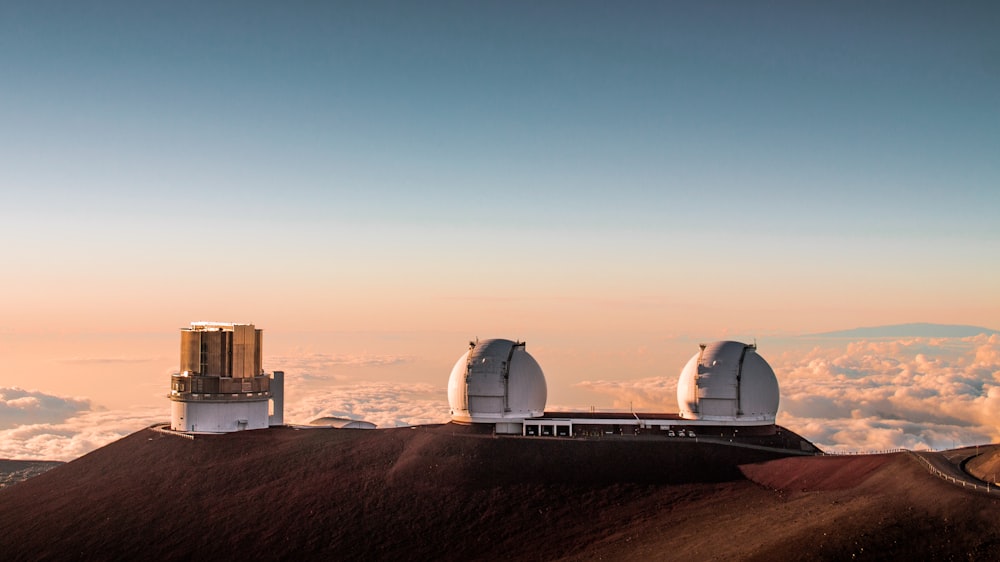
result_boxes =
[820,448,907,455]
[907,450,998,495]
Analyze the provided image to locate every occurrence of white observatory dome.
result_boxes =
[447,339,547,424]
[676,341,779,423]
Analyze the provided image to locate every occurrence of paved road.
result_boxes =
[910,446,999,495]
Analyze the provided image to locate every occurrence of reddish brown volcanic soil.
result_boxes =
[1,424,999,561]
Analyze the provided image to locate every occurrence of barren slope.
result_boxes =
[1,425,997,561]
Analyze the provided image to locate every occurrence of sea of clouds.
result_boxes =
[0,390,165,461]
[3,334,999,460]
[578,334,1000,453]
[0,350,449,461]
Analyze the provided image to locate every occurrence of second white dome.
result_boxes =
[676,341,779,422]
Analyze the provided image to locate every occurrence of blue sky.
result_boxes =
[2,1,998,335]
[1,1,997,335]
[4,1,997,235]
[0,1,999,458]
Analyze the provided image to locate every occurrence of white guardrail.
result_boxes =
[821,449,908,455]
[907,451,999,495]
[817,448,999,495]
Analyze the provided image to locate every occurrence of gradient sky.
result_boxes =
[1,2,999,456]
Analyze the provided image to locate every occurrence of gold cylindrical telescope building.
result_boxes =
[169,322,283,432]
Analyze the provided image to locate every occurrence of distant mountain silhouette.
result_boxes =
[2,424,1000,560]
[806,323,998,338]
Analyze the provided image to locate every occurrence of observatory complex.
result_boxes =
[163,324,782,441]
[448,339,782,438]
[169,322,284,432]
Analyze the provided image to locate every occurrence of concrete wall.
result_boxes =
[170,399,269,432]
[495,422,523,435]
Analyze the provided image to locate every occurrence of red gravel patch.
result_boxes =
[740,453,896,491]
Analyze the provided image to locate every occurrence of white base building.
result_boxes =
[168,322,284,433]
[170,398,271,432]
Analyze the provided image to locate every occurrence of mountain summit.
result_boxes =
[2,424,1000,560]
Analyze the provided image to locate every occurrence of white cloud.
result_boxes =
[7,335,999,460]
[776,412,992,453]
[0,379,450,460]
[284,382,449,429]
[0,406,165,461]
[772,334,1000,452]
[573,335,1000,453]
[0,387,91,429]
[574,377,677,411]
[0,345,432,461]
[268,352,413,381]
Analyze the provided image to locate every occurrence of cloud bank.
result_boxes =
[268,352,413,381]
[285,382,449,429]
[774,335,1000,452]
[0,387,165,461]
[574,377,677,412]
[6,335,1000,461]
[0,405,165,461]
[578,335,1000,453]
[0,387,91,430]
[0,378,448,461]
